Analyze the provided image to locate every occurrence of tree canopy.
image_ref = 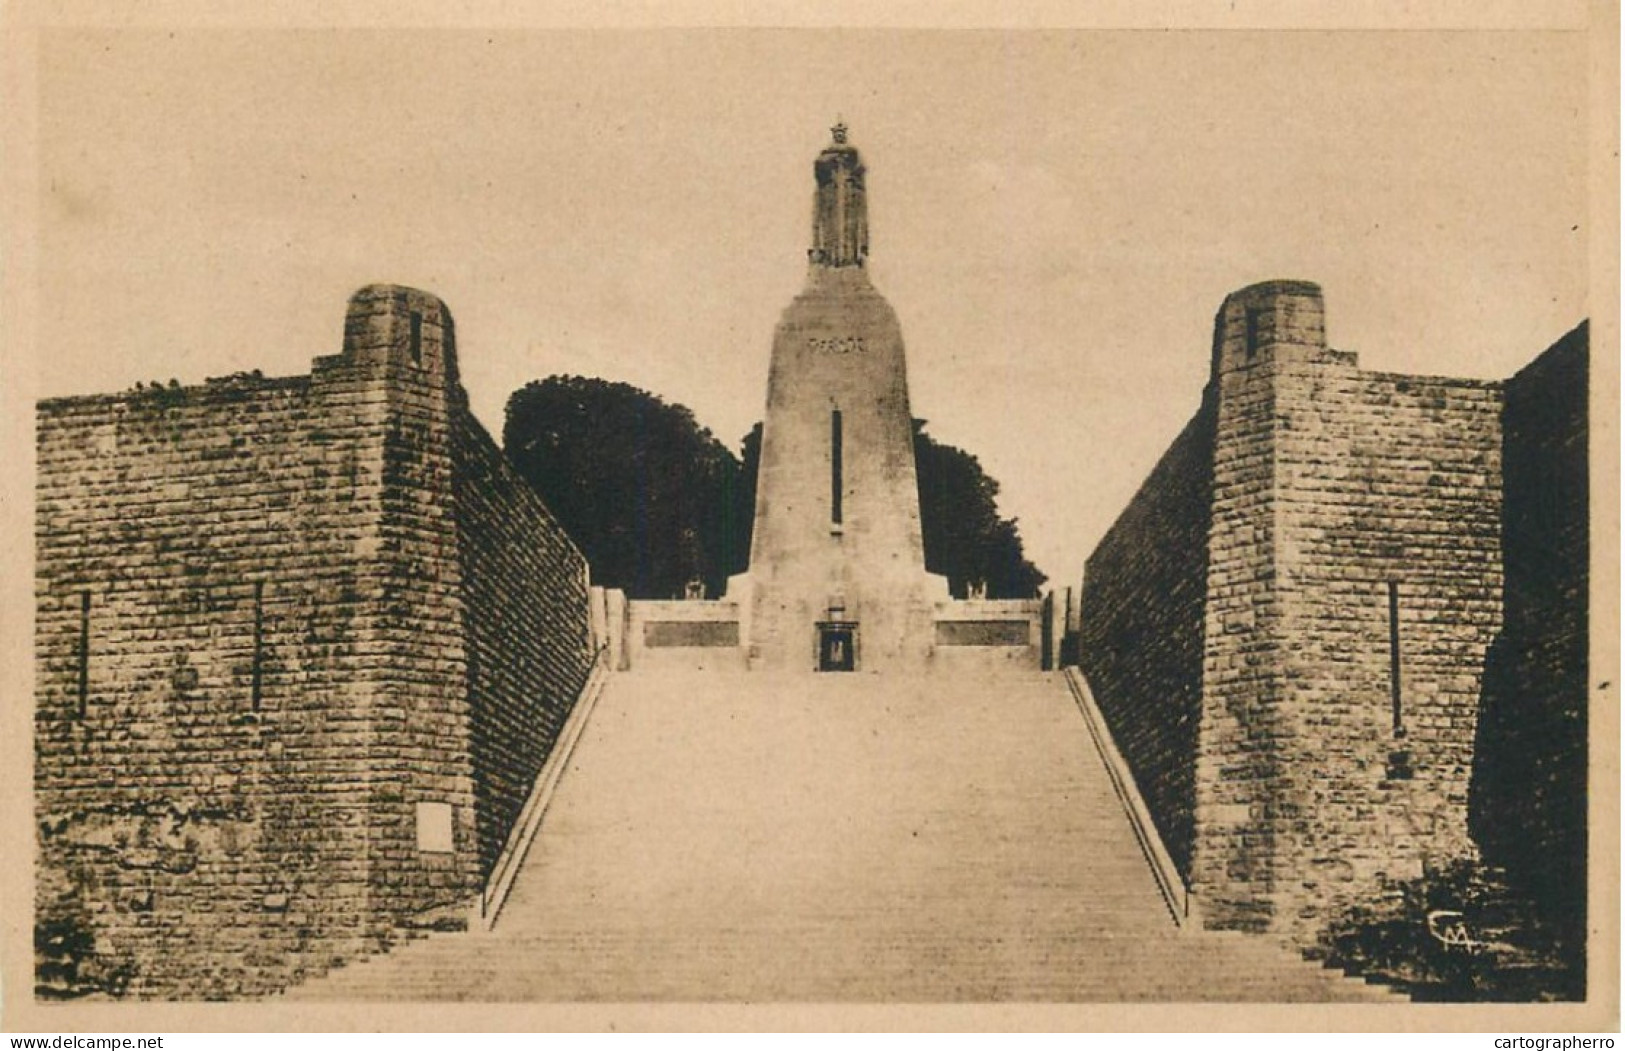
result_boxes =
[503,376,749,599]
[502,377,1045,600]
[911,420,1047,599]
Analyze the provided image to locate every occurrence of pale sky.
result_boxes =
[34,27,1589,590]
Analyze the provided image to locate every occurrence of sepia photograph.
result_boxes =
[2,0,1616,1033]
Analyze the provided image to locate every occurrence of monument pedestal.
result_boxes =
[727,268,950,672]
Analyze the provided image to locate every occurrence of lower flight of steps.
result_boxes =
[285,669,1403,1002]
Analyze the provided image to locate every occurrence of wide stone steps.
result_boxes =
[285,669,1400,1003]
[287,926,1395,1001]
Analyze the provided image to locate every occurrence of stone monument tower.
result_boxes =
[728,123,949,671]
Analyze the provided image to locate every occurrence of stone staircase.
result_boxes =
[286,669,1401,1002]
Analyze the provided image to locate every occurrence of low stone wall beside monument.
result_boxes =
[931,599,1045,671]
[1077,279,1584,948]
[34,285,594,998]
[626,599,747,671]
[617,595,1044,672]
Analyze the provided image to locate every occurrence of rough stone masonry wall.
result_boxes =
[452,411,594,872]
[35,362,443,999]
[1195,280,1503,941]
[1078,395,1216,880]
[343,288,484,944]
[1193,282,1297,933]
[1470,322,1588,950]
[1270,358,1501,938]
[35,285,593,998]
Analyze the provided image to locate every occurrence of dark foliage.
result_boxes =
[738,421,763,545]
[502,377,1043,602]
[35,868,133,999]
[911,420,1046,599]
[503,376,749,599]
[1320,858,1583,1001]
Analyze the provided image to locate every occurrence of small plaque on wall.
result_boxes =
[415,801,455,853]
[935,620,1031,646]
[644,621,740,647]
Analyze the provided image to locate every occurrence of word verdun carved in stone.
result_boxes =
[807,336,868,355]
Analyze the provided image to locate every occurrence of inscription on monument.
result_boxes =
[807,335,867,355]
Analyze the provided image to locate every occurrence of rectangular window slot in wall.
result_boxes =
[1385,579,1413,782]
[77,590,90,717]
[830,408,844,528]
[251,580,265,711]
[408,311,423,365]
[1388,579,1404,737]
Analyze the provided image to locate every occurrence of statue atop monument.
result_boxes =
[809,121,869,268]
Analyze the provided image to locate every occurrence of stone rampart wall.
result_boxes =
[35,285,593,998]
[1078,397,1216,879]
[1470,323,1589,948]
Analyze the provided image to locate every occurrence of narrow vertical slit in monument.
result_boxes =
[77,590,90,718]
[1388,580,1403,737]
[408,310,423,365]
[830,409,843,526]
[1245,306,1263,358]
[251,580,265,712]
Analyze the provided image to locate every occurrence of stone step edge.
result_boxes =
[1062,667,1194,928]
[474,649,613,929]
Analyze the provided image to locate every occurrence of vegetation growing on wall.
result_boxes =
[1319,859,1583,1002]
